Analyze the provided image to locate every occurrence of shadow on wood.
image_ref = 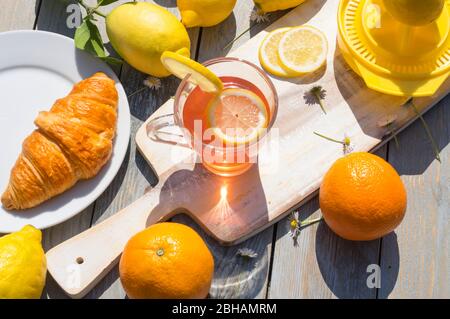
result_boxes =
[208,233,271,299]
[282,63,327,85]
[147,163,270,244]
[390,98,450,176]
[378,232,400,299]
[84,264,125,299]
[198,13,237,60]
[379,98,450,298]
[333,48,411,141]
[80,161,272,299]
[315,221,400,299]
[135,149,159,187]
[153,0,177,8]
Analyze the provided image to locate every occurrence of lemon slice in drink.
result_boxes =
[259,27,301,78]
[278,25,328,74]
[161,51,223,93]
[207,88,269,145]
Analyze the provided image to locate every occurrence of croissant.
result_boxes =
[1,72,118,210]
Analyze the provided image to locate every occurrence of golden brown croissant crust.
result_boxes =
[1,72,118,210]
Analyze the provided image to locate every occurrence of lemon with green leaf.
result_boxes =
[106,2,191,77]
[0,225,47,299]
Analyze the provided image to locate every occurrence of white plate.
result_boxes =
[0,30,130,233]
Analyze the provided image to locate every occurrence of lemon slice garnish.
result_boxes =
[207,88,269,145]
[278,25,328,74]
[161,51,223,93]
[259,27,301,78]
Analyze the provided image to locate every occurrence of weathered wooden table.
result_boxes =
[2,0,448,299]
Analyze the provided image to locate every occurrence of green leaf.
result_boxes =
[100,56,123,66]
[74,19,122,66]
[97,0,119,6]
[74,19,106,57]
[85,20,106,57]
[74,20,91,50]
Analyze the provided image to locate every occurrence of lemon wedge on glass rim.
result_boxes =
[161,51,269,145]
[161,51,223,93]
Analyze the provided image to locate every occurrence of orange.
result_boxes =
[319,152,407,241]
[119,222,214,299]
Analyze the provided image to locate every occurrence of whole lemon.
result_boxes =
[383,0,445,26]
[106,2,191,77]
[254,0,307,13]
[320,153,407,241]
[178,0,237,27]
[120,222,214,299]
[0,225,47,299]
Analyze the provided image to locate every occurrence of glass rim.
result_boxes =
[173,56,279,150]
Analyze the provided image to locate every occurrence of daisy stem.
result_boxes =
[314,132,344,145]
[128,86,147,98]
[223,23,258,51]
[313,92,327,114]
[387,123,400,149]
[300,216,323,228]
[410,101,441,162]
[393,133,400,149]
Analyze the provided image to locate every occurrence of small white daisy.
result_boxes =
[250,8,269,23]
[343,134,354,154]
[143,76,161,91]
[288,212,301,240]
[288,212,324,246]
[236,248,258,259]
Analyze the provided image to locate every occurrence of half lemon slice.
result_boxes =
[207,88,269,145]
[161,51,223,93]
[278,25,328,74]
[259,27,300,78]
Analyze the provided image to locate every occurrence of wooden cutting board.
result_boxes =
[46,0,450,298]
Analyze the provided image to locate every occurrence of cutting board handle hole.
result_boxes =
[76,257,84,264]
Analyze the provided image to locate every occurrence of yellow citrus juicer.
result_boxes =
[338,0,450,97]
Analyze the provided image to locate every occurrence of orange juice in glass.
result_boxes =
[167,56,278,177]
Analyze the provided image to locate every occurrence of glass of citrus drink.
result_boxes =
[174,58,278,176]
[160,55,278,177]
